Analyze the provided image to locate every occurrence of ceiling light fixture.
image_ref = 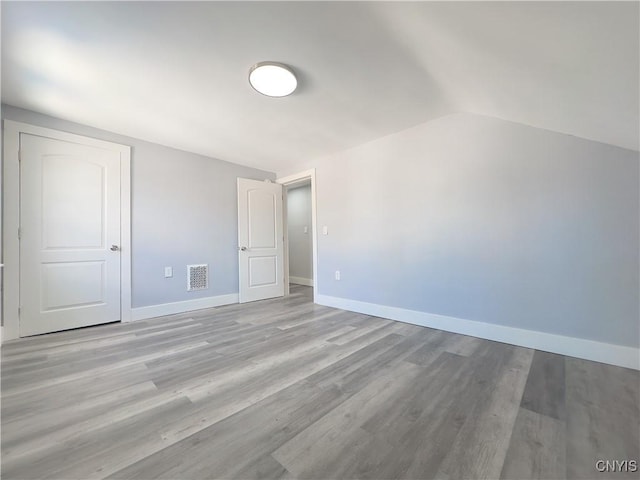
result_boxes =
[248,62,297,97]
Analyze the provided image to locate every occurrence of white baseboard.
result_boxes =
[130,293,239,321]
[316,294,640,370]
[290,276,314,287]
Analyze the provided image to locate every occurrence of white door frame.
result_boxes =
[2,120,132,341]
[276,169,318,302]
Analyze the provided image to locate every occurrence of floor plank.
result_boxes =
[520,350,566,420]
[500,407,566,480]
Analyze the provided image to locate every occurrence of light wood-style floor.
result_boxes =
[2,285,638,480]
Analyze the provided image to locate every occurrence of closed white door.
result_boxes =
[20,133,122,336]
[237,178,284,303]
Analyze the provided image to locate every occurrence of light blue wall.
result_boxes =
[2,105,275,308]
[313,113,639,348]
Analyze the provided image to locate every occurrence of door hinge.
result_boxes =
[18,228,21,239]
[18,149,22,162]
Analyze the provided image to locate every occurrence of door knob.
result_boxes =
[110,245,120,251]
[240,246,247,251]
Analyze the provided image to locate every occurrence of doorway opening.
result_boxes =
[286,180,313,299]
[277,170,318,302]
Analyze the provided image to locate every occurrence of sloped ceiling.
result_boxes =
[2,1,638,173]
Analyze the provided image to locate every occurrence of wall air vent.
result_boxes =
[187,264,208,291]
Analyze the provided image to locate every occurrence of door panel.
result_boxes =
[248,189,277,248]
[41,261,106,310]
[238,178,284,303]
[42,155,106,248]
[248,256,278,287]
[20,133,122,336]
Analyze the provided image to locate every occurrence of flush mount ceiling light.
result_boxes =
[249,62,297,97]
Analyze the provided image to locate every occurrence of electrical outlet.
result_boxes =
[335,270,341,281]
[164,266,173,278]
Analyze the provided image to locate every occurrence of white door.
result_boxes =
[237,178,284,303]
[20,133,122,336]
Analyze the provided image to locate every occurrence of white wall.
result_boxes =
[309,113,639,367]
[2,105,275,313]
[287,184,313,285]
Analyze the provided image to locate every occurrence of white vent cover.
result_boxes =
[187,264,208,291]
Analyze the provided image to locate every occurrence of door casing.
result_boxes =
[277,169,318,301]
[2,120,132,341]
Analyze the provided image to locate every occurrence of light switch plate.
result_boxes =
[164,266,173,278]
[323,226,328,235]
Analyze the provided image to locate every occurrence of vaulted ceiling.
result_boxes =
[2,1,638,173]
